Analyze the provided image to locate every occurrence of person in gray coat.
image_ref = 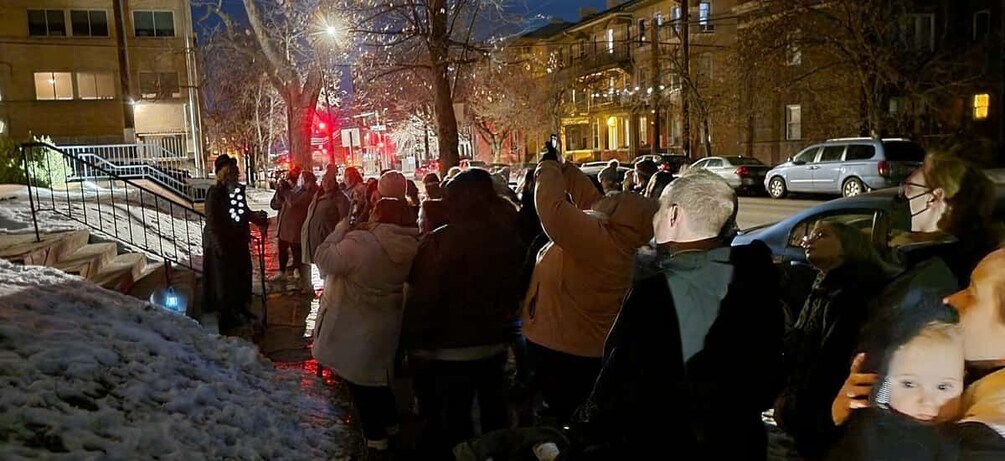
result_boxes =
[270,169,316,285]
[300,168,350,279]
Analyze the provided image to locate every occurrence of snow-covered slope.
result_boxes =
[0,260,350,459]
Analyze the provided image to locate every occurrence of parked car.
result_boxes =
[580,164,631,191]
[690,156,770,194]
[764,138,925,199]
[734,179,1005,267]
[634,154,691,174]
[460,159,488,170]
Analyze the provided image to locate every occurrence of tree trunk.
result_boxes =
[491,136,502,163]
[286,90,313,170]
[429,0,459,176]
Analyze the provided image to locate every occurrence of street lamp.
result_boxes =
[317,16,349,168]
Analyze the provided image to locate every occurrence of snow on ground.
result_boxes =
[0,260,352,459]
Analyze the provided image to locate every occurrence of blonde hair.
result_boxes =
[907,321,963,348]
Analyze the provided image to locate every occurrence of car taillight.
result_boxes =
[878,160,891,178]
[735,166,750,177]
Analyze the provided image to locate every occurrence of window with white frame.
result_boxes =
[607,29,615,54]
[76,72,116,99]
[28,10,67,36]
[639,116,648,145]
[785,104,802,140]
[71,10,109,36]
[904,14,935,51]
[133,11,175,37]
[671,5,681,33]
[139,72,181,98]
[34,72,74,100]
[974,10,991,41]
[699,2,714,32]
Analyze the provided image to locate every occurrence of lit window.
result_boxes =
[974,94,990,120]
[34,72,73,100]
[28,10,66,37]
[77,72,116,100]
[71,10,108,36]
[639,116,648,145]
[607,29,615,54]
[699,2,713,32]
[133,11,175,37]
[786,104,802,140]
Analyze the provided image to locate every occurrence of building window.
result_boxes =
[28,10,67,37]
[639,116,648,145]
[699,2,714,32]
[974,10,991,41]
[77,72,116,100]
[655,12,664,27]
[786,30,802,66]
[904,14,935,51]
[139,72,181,98]
[671,6,682,33]
[0,118,7,135]
[133,11,175,37]
[34,72,74,100]
[974,94,990,120]
[607,29,615,54]
[785,104,802,140]
[71,10,109,37]
[639,19,647,44]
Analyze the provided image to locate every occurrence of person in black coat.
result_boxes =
[568,169,784,460]
[202,155,268,336]
[774,220,892,460]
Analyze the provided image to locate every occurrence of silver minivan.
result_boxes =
[764,138,926,199]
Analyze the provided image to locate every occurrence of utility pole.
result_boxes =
[680,0,691,157]
[651,19,662,153]
[112,0,135,142]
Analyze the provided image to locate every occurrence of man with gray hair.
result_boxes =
[568,168,783,459]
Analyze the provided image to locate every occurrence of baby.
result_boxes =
[875,321,965,424]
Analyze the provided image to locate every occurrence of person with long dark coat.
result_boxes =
[202,155,268,337]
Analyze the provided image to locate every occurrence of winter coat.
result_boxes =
[202,183,267,325]
[300,189,351,265]
[311,221,419,386]
[401,199,525,352]
[271,183,315,243]
[776,261,890,459]
[571,241,783,459]
[521,160,657,358]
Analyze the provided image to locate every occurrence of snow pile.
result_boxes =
[0,260,350,459]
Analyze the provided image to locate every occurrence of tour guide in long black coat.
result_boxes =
[568,169,784,460]
[202,155,268,336]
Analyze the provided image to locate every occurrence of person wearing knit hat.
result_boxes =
[377,170,407,201]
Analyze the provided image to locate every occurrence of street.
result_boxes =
[736,196,825,230]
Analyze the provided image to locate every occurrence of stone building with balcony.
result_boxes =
[0,0,204,174]
[527,0,741,163]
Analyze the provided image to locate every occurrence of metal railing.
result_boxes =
[62,144,208,202]
[20,142,206,273]
[65,153,209,202]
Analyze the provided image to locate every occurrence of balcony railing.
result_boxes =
[563,46,633,75]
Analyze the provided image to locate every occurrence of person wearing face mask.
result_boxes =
[773,220,892,460]
[894,152,1000,286]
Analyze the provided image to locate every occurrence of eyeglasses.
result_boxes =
[899,180,933,201]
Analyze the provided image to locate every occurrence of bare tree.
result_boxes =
[195,0,347,169]
[340,0,511,175]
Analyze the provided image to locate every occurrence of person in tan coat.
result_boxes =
[521,147,658,425]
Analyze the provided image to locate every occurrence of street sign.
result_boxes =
[340,128,361,147]
[370,124,386,132]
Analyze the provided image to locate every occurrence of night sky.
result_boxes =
[510,0,609,22]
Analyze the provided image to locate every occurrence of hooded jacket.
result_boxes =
[300,188,351,265]
[311,221,420,386]
[521,160,657,358]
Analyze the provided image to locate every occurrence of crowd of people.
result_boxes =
[201,142,1005,461]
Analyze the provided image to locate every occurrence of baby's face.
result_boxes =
[887,335,964,423]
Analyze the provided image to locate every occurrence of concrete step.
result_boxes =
[0,229,90,266]
[128,262,167,301]
[92,253,147,292]
[53,242,118,279]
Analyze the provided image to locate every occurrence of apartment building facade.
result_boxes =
[0,0,203,172]
[515,0,740,162]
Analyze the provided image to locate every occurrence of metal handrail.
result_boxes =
[62,144,206,203]
[68,153,208,203]
[20,142,206,273]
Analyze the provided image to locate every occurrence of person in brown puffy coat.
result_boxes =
[521,147,658,426]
